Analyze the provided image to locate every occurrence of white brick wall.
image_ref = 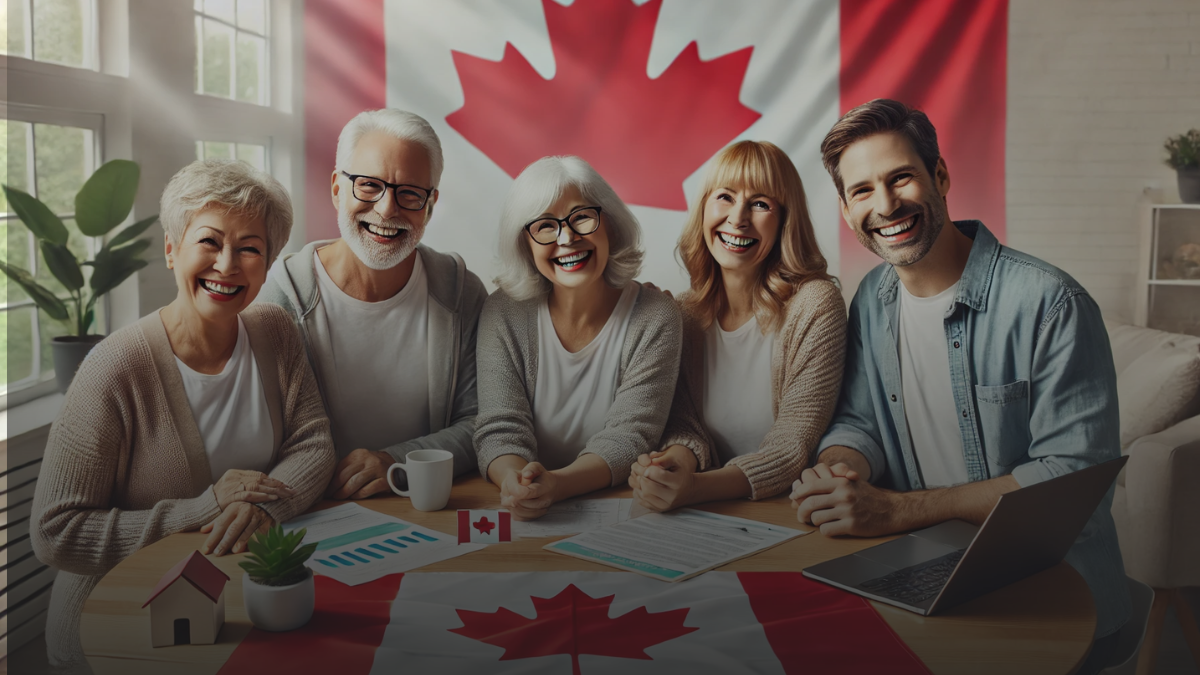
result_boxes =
[1007,0,1200,322]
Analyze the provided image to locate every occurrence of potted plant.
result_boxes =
[1165,129,1200,204]
[239,525,318,632]
[1,160,157,392]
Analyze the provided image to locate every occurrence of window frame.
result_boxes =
[2,103,106,408]
[195,139,273,173]
[2,0,101,71]
[193,0,272,107]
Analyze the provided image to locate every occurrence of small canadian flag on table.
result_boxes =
[458,510,512,544]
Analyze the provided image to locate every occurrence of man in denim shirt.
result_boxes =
[790,99,1129,671]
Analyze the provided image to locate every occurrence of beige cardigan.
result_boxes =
[32,304,335,668]
[660,279,848,499]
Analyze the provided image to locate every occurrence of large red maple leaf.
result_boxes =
[449,583,698,675]
[446,0,761,211]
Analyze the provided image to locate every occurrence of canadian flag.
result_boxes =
[304,0,1006,297]
[219,572,931,674]
[459,509,513,544]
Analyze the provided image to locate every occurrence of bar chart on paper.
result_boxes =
[284,503,485,585]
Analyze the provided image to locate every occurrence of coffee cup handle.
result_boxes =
[386,463,411,497]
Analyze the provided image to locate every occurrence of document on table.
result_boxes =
[511,498,635,538]
[545,508,808,582]
[284,503,485,586]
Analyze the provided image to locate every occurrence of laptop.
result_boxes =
[802,456,1127,615]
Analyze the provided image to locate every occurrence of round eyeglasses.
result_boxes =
[524,206,603,245]
[341,171,434,211]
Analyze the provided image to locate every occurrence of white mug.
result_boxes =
[386,449,454,511]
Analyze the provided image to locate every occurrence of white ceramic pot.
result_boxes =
[242,569,314,632]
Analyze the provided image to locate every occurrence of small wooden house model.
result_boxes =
[143,550,230,647]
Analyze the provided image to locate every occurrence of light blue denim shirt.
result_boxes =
[819,220,1130,638]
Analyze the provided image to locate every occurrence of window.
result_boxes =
[194,0,270,106]
[1,118,102,398]
[1,0,99,70]
[196,140,269,172]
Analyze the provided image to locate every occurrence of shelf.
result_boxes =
[1148,279,1200,286]
[1152,204,1200,211]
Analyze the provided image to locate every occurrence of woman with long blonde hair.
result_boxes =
[629,140,847,509]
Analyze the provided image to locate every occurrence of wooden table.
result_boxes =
[82,477,1096,675]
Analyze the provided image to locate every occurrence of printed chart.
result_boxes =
[285,503,484,585]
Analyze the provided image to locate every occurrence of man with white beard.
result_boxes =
[259,108,486,499]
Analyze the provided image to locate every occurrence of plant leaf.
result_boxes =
[89,238,152,298]
[107,213,159,248]
[0,261,70,320]
[89,257,147,299]
[2,186,69,245]
[40,241,84,291]
[110,237,152,259]
[75,160,141,236]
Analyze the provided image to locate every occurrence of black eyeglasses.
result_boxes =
[524,206,603,245]
[340,171,435,211]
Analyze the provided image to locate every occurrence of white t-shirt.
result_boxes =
[898,281,969,488]
[702,316,776,465]
[175,316,274,483]
[533,284,639,470]
[313,250,431,457]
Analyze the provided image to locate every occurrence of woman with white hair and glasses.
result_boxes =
[32,159,335,671]
[474,156,682,519]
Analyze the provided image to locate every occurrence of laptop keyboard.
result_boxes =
[857,549,967,605]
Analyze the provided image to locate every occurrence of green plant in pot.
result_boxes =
[1165,129,1200,204]
[239,525,318,632]
[1,160,157,392]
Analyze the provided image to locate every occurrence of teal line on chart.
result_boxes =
[399,536,419,543]
[385,539,407,548]
[316,522,409,551]
[343,551,369,563]
[329,554,351,566]
[317,559,338,568]
[370,543,397,554]
[356,547,385,560]
[411,531,437,542]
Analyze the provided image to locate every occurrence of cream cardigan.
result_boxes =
[32,304,335,669]
[660,278,848,499]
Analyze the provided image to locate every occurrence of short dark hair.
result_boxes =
[820,99,941,199]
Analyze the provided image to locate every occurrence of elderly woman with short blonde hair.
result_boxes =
[474,155,682,519]
[32,159,335,670]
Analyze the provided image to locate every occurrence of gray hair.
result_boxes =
[335,108,444,187]
[160,159,293,265]
[495,156,643,301]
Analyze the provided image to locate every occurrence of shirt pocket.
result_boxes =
[974,380,1031,468]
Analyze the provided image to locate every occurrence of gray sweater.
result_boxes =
[474,284,683,486]
[258,241,487,478]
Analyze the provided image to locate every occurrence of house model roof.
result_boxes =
[143,550,230,608]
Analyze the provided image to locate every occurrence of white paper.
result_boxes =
[284,503,485,586]
[511,498,635,538]
[546,508,808,582]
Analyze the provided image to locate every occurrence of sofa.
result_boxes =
[1104,318,1200,674]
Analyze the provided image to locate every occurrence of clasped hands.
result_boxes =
[627,445,699,512]
[201,469,296,556]
[789,462,899,537]
[498,462,562,520]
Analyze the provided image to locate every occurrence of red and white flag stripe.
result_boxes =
[303,0,1006,296]
[218,572,930,674]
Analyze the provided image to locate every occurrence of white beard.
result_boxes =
[337,207,425,271]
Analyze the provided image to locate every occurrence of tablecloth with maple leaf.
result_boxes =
[219,571,929,674]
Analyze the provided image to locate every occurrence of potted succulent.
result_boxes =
[1165,129,1200,204]
[1,160,157,392]
[239,525,318,632]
